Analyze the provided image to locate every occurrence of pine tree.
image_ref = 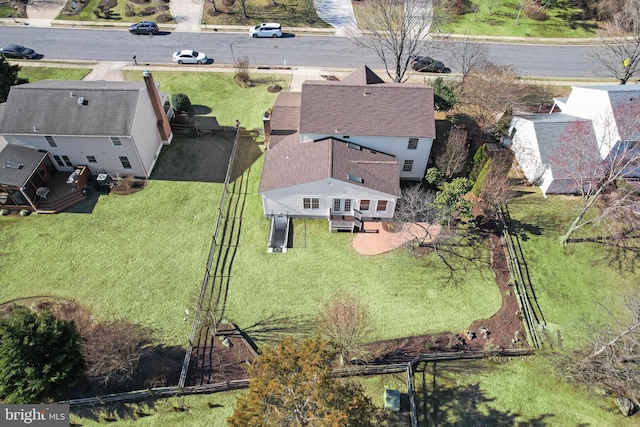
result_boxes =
[0,306,85,403]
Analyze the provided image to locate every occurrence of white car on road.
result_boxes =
[250,23,283,38]
[172,50,208,64]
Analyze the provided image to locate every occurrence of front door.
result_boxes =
[332,198,352,214]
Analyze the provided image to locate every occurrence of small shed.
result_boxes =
[384,388,400,412]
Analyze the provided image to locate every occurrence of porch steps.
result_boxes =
[37,188,86,214]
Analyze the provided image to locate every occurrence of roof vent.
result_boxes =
[3,161,23,170]
[78,97,87,106]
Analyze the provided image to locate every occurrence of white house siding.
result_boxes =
[299,134,432,180]
[261,178,397,220]
[508,118,542,183]
[538,167,554,197]
[129,91,167,178]
[3,134,147,177]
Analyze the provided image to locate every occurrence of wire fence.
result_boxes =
[499,205,546,349]
[177,128,242,389]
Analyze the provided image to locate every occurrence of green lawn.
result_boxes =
[414,357,638,427]
[70,392,241,426]
[224,154,500,342]
[0,180,218,345]
[506,190,639,350]
[440,0,599,38]
[18,66,92,82]
[122,70,290,130]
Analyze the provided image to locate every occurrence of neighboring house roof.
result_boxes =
[259,134,401,196]
[271,92,301,134]
[0,144,47,187]
[566,85,640,142]
[515,113,600,194]
[299,66,435,138]
[0,80,148,136]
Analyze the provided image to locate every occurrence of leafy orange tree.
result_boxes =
[228,337,378,426]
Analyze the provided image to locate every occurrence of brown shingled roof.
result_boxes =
[271,92,301,134]
[259,135,400,196]
[299,68,435,138]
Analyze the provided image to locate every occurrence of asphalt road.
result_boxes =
[0,25,600,78]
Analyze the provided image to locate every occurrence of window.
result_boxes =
[347,142,361,151]
[52,155,65,168]
[303,197,319,210]
[119,156,132,169]
[333,199,341,212]
[360,200,370,211]
[61,155,73,167]
[348,174,364,183]
[45,136,57,148]
[376,200,388,211]
[111,137,122,146]
[408,138,418,150]
[344,199,352,212]
[86,155,97,163]
[403,160,414,172]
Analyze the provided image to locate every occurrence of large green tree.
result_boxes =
[228,337,378,426]
[0,306,85,403]
[0,55,27,103]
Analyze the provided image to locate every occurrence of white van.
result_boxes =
[250,23,283,38]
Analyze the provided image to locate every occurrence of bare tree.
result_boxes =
[83,321,153,386]
[234,55,251,86]
[590,1,640,84]
[317,294,373,365]
[549,98,640,244]
[447,38,487,91]
[459,62,522,135]
[352,0,451,82]
[479,151,516,217]
[394,184,437,245]
[515,0,535,24]
[558,295,640,410]
[433,127,469,179]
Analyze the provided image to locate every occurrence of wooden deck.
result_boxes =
[35,168,89,213]
[329,211,362,232]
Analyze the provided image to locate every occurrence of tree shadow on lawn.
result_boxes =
[239,312,316,346]
[417,227,494,287]
[414,360,555,426]
[568,233,640,275]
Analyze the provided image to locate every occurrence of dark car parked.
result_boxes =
[410,55,451,73]
[0,44,37,59]
[129,21,159,35]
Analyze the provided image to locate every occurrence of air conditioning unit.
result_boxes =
[78,97,87,105]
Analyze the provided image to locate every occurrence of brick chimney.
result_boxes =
[263,110,271,147]
[143,70,172,143]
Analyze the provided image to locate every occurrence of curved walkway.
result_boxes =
[314,0,356,36]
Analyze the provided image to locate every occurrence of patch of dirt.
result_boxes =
[110,176,147,195]
[186,322,257,386]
